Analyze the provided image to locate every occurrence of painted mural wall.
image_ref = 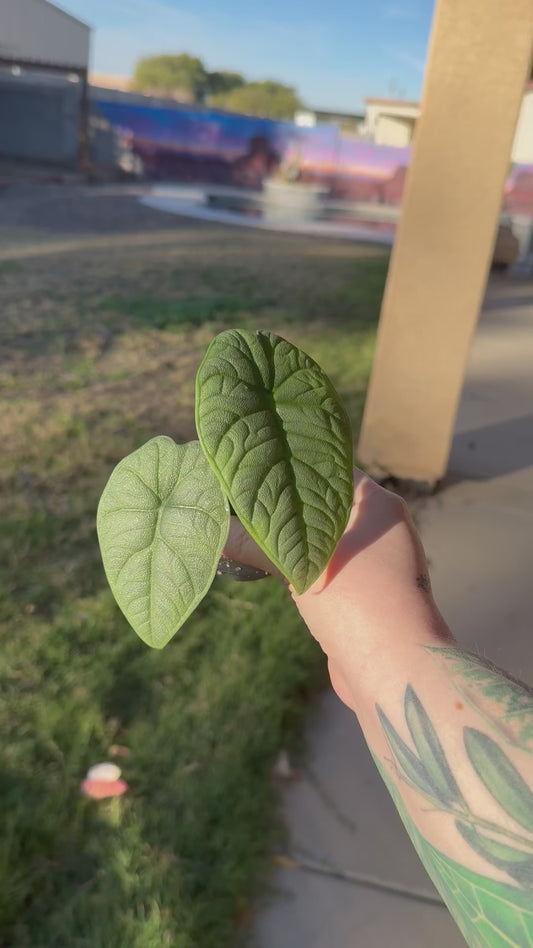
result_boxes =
[92,95,533,214]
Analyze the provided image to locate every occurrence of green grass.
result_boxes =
[0,221,388,947]
[0,259,21,277]
[1,579,323,947]
[104,293,276,331]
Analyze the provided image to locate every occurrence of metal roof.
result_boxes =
[0,0,90,71]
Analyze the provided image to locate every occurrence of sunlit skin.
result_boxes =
[223,470,533,946]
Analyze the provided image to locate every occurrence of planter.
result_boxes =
[262,179,327,222]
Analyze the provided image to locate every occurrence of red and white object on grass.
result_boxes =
[81,761,129,799]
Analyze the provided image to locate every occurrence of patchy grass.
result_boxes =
[0,203,388,947]
[103,293,276,331]
[0,259,21,277]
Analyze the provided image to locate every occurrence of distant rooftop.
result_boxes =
[90,73,131,92]
[364,97,420,109]
[0,0,90,71]
[312,106,364,121]
[39,0,90,29]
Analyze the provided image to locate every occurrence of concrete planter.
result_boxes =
[262,180,327,222]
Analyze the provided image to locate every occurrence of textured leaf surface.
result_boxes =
[195,329,353,593]
[97,437,230,648]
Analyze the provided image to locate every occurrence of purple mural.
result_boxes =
[93,96,533,213]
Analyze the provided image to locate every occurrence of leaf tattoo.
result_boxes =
[377,686,533,896]
[375,755,533,948]
[426,647,533,751]
[376,694,466,809]
[455,820,533,888]
[376,705,443,802]
[404,685,465,809]
[464,728,533,832]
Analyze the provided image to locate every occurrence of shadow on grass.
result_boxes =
[103,292,276,331]
[1,576,326,946]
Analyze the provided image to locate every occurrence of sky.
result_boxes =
[61,0,434,112]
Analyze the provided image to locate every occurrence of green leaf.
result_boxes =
[376,705,441,801]
[195,329,353,594]
[97,436,230,648]
[404,686,465,808]
[456,820,533,888]
[464,728,533,832]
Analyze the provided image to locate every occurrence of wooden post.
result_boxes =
[78,67,90,173]
[357,0,533,485]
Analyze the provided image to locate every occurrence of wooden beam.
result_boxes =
[77,68,90,173]
[357,0,533,485]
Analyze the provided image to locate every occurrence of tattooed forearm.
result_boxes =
[375,655,533,947]
[426,647,533,752]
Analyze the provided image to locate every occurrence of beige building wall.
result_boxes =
[366,85,533,163]
[512,88,533,163]
[364,100,420,145]
[375,114,416,147]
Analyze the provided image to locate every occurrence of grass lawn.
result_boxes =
[0,201,388,947]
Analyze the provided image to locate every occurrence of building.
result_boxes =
[363,87,533,164]
[0,0,89,72]
[362,97,420,147]
[511,82,533,164]
[0,0,91,167]
[294,107,364,136]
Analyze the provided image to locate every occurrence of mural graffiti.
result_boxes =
[93,95,533,213]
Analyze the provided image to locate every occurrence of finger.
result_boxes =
[222,517,283,577]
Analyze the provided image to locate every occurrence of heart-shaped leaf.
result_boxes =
[195,329,353,594]
[97,436,230,648]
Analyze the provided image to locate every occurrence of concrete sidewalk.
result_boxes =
[251,276,533,948]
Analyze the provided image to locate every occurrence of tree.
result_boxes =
[206,70,245,96]
[209,80,302,120]
[131,54,208,102]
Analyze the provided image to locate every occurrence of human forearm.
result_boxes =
[223,470,533,944]
[346,643,533,946]
[293,499,533,947]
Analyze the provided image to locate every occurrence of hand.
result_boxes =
[222,469,453,707]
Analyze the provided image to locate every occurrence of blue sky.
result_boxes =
[61,0,434,111]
